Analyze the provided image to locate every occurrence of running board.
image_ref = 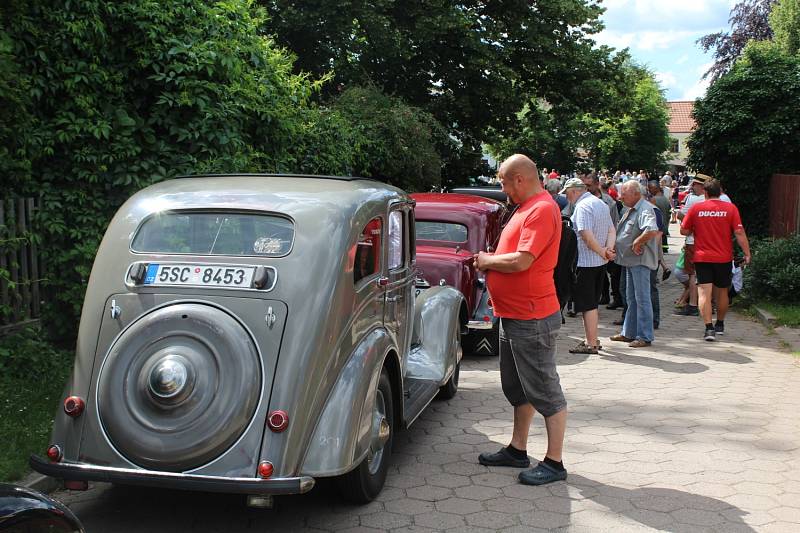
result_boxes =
[403,378,440,428]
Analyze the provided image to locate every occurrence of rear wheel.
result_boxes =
[337,368,394,503]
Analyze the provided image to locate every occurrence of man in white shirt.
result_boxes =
[561,178,616,354]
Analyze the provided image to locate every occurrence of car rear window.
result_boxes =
[131,211,294,256]
[416,221,468,244]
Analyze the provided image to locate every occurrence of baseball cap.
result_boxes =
[691,173,711,185]
[559,177,586,194]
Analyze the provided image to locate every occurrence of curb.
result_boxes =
[19,471,60,494]
[754,305,779,328]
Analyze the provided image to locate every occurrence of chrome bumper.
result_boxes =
[466,320,494,331]
[30,455,315,495]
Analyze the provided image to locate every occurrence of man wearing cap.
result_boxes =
[675,175,708,317]
[561,177,616,354]
[610,181,660,347]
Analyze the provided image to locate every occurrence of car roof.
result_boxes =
[411,192,505,215]
[124,174,407,222]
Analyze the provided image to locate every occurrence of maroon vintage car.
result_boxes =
[412,193,507,356]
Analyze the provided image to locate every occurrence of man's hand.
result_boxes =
[474,251,491,271]
[744,254,751,266]
[632,242,643,255]
[604,247,616,261]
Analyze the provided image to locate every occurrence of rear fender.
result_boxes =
[301,328,397,477]
[407,286,464,383]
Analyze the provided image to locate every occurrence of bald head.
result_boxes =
[497,154,542,203]
[500,154,539,182]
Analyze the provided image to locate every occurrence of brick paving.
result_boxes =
[53,228,800,531]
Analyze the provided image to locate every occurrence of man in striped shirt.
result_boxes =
[561,178,616,354]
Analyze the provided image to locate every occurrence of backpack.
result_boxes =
[553,215,578,315]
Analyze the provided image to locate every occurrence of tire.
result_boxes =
[438,322,462,400]
[337,368,394,503]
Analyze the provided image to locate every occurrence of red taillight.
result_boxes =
[267,410,289,432]
[46,445,62,462]
[63,396,85,417]
[258,461,274,479]
[483,315,491,322]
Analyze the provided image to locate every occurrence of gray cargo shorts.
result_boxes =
[499,312,566,417]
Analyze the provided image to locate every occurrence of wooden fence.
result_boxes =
[770,174,800,238]
[0,197,42,330]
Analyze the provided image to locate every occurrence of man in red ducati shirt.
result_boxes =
[473,154,567,486]
[680,178,751,342]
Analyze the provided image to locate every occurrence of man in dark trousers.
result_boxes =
[680,178,751,341]
[474,154,567,486]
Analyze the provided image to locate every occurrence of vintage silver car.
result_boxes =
[31,175,465,506]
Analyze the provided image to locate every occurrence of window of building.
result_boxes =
[669,138,680,153]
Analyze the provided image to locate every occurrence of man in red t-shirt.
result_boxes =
[680,178,751,341]
[473,154,567,486]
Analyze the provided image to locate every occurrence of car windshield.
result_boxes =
[416,221,468,244]
[131,211,294,256]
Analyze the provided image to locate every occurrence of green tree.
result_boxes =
[4,0,332,339]
[771,0,800,54]
[261,0,615,181]
[490,63,669,173]
[687,42,800,236]
[328,86,451,191]
[588,68,670,171]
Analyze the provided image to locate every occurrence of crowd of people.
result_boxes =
[472,154,750,488]
[541,167,749,346]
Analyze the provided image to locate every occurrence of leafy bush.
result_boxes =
[743,234,800,303]
[0,327,71,379]
[687,42,800,237]
[1,0,350,339]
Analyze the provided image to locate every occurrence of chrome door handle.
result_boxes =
[265,306,277,328]
[386,296,399,303]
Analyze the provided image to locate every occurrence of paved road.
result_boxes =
[53,228,800,532]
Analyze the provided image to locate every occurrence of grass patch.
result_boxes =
[757,302,800,327]
[0,328,72,482]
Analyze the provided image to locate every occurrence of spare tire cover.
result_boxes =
[98,303,261,471]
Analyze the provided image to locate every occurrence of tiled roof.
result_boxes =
[668,101,695,133]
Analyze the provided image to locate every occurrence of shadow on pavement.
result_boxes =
[567,474,756,532]
[598,349,709,373]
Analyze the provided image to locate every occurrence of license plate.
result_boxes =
[143,264,255,288]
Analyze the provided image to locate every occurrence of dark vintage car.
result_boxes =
[0,484,84,532]
[411,193,507,356]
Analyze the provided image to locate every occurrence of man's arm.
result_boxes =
[474,251,534,273]
[734,228,751,264]
[632,230,659,255]
[579,227,616,261]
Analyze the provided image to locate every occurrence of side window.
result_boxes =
[408,209,416,263]
[388,210,404,270]
[354,218,382,284]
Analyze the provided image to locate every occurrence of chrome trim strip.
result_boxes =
[466,320,494,330]
[30,455,315,495]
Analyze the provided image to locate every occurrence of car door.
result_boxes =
[383,204,414,373]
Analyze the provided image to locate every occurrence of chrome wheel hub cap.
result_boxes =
[147,355,194,402]
[367,390,389,475]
